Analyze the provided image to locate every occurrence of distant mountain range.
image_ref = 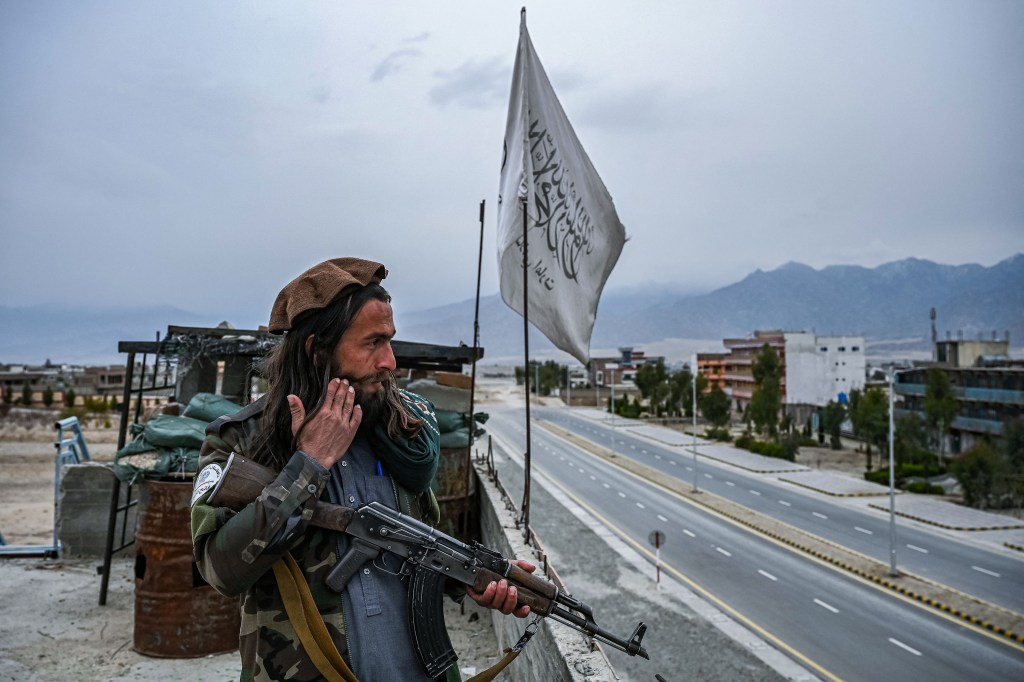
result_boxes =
[1,256,1020,365]
[399,255,1024,360]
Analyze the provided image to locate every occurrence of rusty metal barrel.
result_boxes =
[133,479,240,657]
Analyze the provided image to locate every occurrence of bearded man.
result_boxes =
[190,258,532,681]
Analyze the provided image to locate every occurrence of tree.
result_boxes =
[700,385,732,430]
[20,383,32,406]
[42,386,54,408]
[950,441,1004,509]
[635,360,671,416]
[64,388,76,408]
[821,401,845,450]
[848,387,889,470]
[749,344,782,438]
[634,360,666,400]
[923,368,957,468]
[894,413,930,467]
[1001,418,1024,513]
[2,386,12,405]
[516,360,565,396]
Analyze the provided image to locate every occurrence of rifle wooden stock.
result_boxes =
[207,453,355,532]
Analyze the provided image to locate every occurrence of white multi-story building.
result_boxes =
[783,332,866,406]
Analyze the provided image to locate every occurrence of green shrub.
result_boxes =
[59,407,88,421]
[905,481,944,495]
[750,440,785,459]
[734,433,754,450]
[779,434,801,461]
[704,428,732,442]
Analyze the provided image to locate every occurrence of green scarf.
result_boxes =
[368,389,440,493]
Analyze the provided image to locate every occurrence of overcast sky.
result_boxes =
[2,1,1022,330]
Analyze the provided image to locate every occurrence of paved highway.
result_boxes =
[486,406,1024,682]
[537,407,1024,613]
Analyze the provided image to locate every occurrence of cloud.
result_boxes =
[370,48,423,82]
[404,31,430,43]
[428,56,508,109]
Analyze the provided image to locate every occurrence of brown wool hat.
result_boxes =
[268,257,388,333]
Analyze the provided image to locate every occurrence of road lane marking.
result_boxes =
[636,502,646,509]
[855,527,873,535]
[971,566,1001,578]
[590,475,596,481]
[669,460,677,465]
[726,481,735,487]
[715,547,732,557]
[779,500,791,507]
[683,529,696,538]
[617,492,627,498]
[657,514,668,523]
[749,490,761,496]
[602,483,610,489]
[906,544,928,554]
[641,449,648,454]
[685,466,692,471]
[704,473,713,479]
[813,512,828,520]
[813,599,839,614]
[758,570,778,581]
[888,638,922,656]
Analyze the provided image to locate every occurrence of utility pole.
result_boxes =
[887,369,900,576]
[692,353,699,493]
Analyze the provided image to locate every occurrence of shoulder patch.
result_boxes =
[191,462,223,506]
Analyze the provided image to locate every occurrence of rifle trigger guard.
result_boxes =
[511,617,542,653]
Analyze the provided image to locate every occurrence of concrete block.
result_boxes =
[59,463,137,558]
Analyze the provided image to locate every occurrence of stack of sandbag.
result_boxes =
[113,393,241,483]
[436,409,488,449]
[405,375,487,449]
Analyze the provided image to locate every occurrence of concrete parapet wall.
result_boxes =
[473,458,617,682]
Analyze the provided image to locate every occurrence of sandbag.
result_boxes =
[182,392,242,423]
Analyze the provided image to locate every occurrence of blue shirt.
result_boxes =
[324,433,436,681]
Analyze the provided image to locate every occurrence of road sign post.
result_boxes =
[649,530,666,589]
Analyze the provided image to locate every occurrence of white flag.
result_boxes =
[497,12,626,365]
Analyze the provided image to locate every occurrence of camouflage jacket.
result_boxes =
[190,397,441,682]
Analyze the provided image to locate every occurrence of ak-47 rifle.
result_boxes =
[208,453,649,677]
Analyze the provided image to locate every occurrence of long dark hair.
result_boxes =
[252,283,422,469]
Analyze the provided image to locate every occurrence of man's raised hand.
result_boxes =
[288,378,362,468]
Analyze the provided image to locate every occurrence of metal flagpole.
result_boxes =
[464,200,486,537]
[520,199,532,537]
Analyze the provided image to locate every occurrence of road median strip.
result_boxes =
[537,420,1024,646]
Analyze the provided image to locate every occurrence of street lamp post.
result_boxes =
[692,354,699,493]
[610,367,616,424]
[887,369,900,577]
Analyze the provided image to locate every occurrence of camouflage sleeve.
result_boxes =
[190,428,329,597]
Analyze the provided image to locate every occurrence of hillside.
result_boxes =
[1,256,1020,365]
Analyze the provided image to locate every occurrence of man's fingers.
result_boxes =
[287,394,305,437]
[325,378,343,408]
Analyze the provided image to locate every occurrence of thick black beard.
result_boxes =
[356,387,386,427]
